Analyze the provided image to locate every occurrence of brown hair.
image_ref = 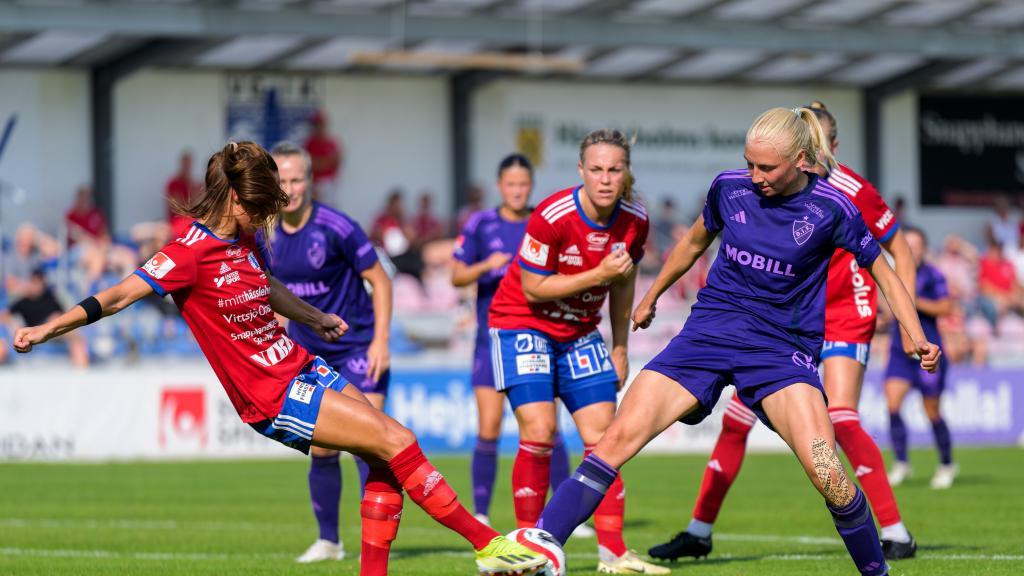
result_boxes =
[746,107,837,174]
[174,141,286,240]
[578,129,635,202]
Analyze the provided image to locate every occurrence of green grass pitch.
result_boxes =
[0,447,1020,575]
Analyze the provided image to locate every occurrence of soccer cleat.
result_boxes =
[930,463,958,489]
[882,534,917,560]
[295,538,345,563]
[887,461,912,486]
[648,531,712,561]
[570,523,596,539]
[475,535,548,575]
[597,550,671,574]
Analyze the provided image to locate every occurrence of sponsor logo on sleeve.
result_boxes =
[520,233,549,266]
[143,252,176,279]
[875,210,894,230]
[860,233,873,248]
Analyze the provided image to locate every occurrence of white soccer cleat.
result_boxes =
[570,523,595,539]
[474,513,492,527]
[296,538,345,563]
[887,461,912,486]
[930,463,958,489]
[597,550,671,574]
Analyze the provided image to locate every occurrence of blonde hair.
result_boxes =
[578,129,635,202]
[746,107,837,174]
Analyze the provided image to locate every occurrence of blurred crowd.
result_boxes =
[3,146,1024,368]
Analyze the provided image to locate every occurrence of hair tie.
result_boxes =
[791,107,802,116]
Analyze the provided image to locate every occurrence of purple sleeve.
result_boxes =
[701,181,724,234]
[834,208,882,268]
[924,266,950,300]
[453,214,481,265]
[254,232,274,274]
[337,219,378,273]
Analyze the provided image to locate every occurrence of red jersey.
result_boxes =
[488,186,649,342]
[824,164,899,343]
[134,222,313,423]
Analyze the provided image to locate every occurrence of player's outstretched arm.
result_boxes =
[267,275,348,342]
[880,227,917,355]
[13,273,153,353]
[632,215,715,330]
[868,256,941,372]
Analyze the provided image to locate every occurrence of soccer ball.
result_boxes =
[506,527,565,576]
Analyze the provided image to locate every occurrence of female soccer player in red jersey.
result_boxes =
[486,130,665,574]
[649,101,920,562]
[534,108,940,576]
[13,142,546,576]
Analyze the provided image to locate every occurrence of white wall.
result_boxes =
[0,69,91,236]
[471,79,863,217]
[113,71,450,235]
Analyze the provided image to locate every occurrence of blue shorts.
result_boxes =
[250,357,350,454]
[489,328,618,413]
[820,341,870,366]
[644,317,823,429]
[324,348,391,395]
[472,336,495,389]
[885,352,947,398]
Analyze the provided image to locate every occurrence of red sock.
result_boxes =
[692,395,755,523]
[360,467,404,576]
[582,446,628,558]
[830,407,902,527]
[388,442,499,550]
[512,440,553,528]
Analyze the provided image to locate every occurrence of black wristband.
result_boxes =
[77,296,102,325]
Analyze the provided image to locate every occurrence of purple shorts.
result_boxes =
[472,337,495,388]
[644,322,824,430]
[885,352,947,398]
[325,348,391,395]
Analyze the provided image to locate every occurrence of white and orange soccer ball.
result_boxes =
[506,528,565,576]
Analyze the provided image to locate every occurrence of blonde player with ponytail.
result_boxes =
[533,109,940,576]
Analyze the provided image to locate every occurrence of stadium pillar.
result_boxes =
[90,40,193,232]
[861,60,963,188]
[450,71,499,218]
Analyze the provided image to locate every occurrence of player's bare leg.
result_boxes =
[762,383,887,576]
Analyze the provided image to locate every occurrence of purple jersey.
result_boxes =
[258,202,379,356]
[890,261,948,350]
[453,208,528,343]
[695,169,882,346]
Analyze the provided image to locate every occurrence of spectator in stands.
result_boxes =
[456,185,484,232]
[64,185,108,246]
[651,197,679,260]
[987,195,1020,251]
[304,109,342,203]
[5,224,58,300]
[1007,224,1024,285]
[370,189,423,283]
[933,234,985,365]
[412,192,445,243]
[9,268,88,367]
[977,236,1023,331]
[166,150,199,236]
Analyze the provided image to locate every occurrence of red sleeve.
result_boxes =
[517,212,561,276]
[629,217,649,263]
[847,174,898,242]
[133,242,197,296]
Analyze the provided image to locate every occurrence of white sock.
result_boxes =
[880,521,911,543]
[687,518,713,538]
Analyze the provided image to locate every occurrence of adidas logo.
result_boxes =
[514,487,539,498]
[422,471,443,497]
[219,262,231,275]
[708,459,723,472]
[729,211,747,224]
[565,244,580,255]
[854,465,873,477]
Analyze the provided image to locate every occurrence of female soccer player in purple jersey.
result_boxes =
[14,142,547,576]
[534,109,941,576]
[884,226,957,490]
[257,142,393,563]
[452,154,581,529]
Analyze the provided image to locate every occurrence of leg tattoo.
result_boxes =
[811,437,853,507]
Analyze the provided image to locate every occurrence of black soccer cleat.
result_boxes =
[648,531,713,561]
[881,535,917,560]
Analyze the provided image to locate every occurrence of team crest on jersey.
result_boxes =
[247,253,262,272]
[611,242,626,253]
[488,238,504,250]
[306,232,327,270]
[792,217,814,246]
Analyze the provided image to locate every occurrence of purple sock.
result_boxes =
[353,454,370,497]
[549,433,570,491]
[930,417,953,465]
[889,411,908,463]
[828,488,887,575]
[537,453,617,545]
[309,454,341,543]
[471,437,499,516]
